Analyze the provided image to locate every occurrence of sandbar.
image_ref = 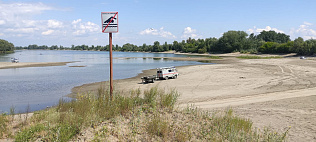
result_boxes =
[0,62,75,69]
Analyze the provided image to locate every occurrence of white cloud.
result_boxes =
[72,19,82,25]
[303,22,312,26]
[181,27,201,39]
[47,20,63,28]
[140,28,158,35]
[247,26,284,34]
[0,2,53,22]
[0,1,105,46]
[42,30,54,35]
[5,28,38,33]
[0,2,55,36]
[290,22,316,40]
[21,20,37,27]
[72,19,99,36]
[139,27,176,39]
[0,20,5,25]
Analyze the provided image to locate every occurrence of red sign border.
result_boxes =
[101,12,118,33]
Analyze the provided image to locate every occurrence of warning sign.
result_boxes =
[101,12,118,33]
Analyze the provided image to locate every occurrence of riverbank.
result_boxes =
[1,52,315,141]
[0,62,75,69]
[70,54,316,141]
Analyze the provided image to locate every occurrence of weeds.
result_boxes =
[9,87,289,141]
[0,113,8,138]
[147,114,170,138]
[15,124,45,141]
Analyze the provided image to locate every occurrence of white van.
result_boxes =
[157,66,179,80]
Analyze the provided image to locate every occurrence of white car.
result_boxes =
[157,66,179,80]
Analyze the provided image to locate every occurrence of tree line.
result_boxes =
[0,39,15,54]
[9,30,316,56]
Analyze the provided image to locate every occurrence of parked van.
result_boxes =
[157,66,179,80]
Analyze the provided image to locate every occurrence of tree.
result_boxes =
[172,41,181,52]
[205,37,218,52]
[294,38,316,55]
[163,42,169,51]
[217,31,248,53]
[256,30,290,43]
[276,41,293,53]
[305,39,316,55]
[153,41,162,52]
[258,42,279,53]
[292,37,305,55]
[0,39,14,54]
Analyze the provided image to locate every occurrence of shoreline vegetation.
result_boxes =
[0,87,290,141]
[13,30,316,56]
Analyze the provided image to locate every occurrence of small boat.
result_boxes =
[300,56,306,60]
[11,58,19,63]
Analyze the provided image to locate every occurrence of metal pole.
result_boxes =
[109,32,113,100]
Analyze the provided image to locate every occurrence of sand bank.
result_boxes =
[71,55,316,141]
[0,62,75,69]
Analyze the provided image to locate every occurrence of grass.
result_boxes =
[205,55,222,59]
[0,113,8,138]
[0,86,290,141]
[237,55,283,59]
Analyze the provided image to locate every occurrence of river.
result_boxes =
[0,50,208,113]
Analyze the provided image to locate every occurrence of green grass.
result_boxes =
[2,86,289,141]
[237,55,283,59]
[0,113,8,138]
[205,56,222,59]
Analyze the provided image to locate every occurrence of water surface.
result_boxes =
[0,50,208,113]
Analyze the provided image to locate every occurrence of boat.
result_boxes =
[11,58,19,63]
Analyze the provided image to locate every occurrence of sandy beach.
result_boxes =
[0,61,74,69]
[71,55,316,141]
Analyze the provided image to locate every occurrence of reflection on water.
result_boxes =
[0,50,208,113]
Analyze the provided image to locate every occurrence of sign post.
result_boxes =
[101,12,118,100]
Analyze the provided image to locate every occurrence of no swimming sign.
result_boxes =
[101,12,118,33]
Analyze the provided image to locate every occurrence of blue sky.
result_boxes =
[0,0,316,47]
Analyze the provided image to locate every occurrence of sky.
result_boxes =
[0,0,316,47]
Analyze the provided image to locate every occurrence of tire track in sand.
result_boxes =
[179,87,316,109]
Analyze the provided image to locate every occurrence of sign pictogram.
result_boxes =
[101,12,118,33]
